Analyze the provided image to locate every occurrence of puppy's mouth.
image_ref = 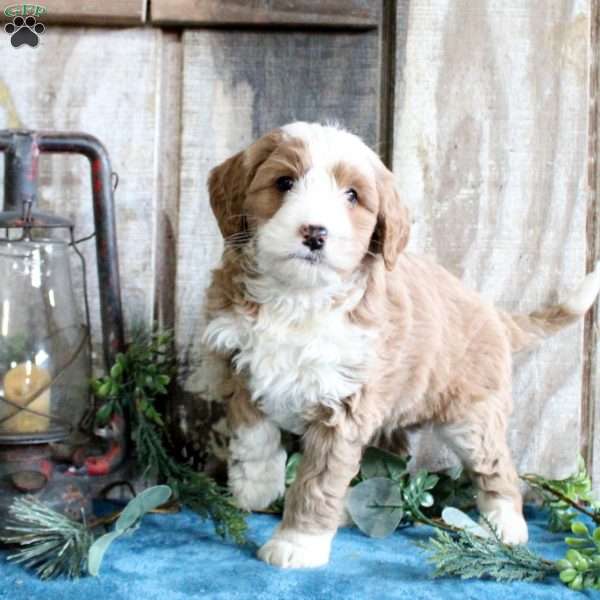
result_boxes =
[286,251,324,265]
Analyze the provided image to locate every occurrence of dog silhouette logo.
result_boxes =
[4,4,47,48]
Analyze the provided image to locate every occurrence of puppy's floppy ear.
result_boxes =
[372,168,410,270]
[208,130,281,239]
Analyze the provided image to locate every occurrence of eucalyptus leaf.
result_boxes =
[360,447,409,482]
[441,507,491,538]
[346,477,404,538]
[88,485,172,576]
[88,531,122,577]
[115,485,172,532]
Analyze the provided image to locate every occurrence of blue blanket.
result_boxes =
[0,506,598,599]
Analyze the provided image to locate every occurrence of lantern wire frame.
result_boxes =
[0,200,95,443]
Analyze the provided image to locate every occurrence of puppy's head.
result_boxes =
[208,122,409,287]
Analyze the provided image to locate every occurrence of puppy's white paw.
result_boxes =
[229,448,286,511]
[258,528,333,568]
[481,499,528,545]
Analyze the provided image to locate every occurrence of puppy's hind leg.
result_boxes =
[436,400,528,545]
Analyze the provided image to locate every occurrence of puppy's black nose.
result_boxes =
[300,224,328,251]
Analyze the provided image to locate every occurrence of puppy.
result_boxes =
[201,122,600,568]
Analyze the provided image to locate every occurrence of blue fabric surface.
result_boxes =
[0,506,598,599]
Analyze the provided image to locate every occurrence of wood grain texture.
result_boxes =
[392,0,590,482]
[0,1,146,25]
[151,0,380,28]
[0,27,163,369]
[588,0,600,488]
[152,31,183,331]
[172,28,380,467]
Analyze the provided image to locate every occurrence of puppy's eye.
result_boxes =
[346,188,358,205]
[275,176,294,192]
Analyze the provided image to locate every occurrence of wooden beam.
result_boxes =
[0,1,147,25]
[150,0,380,29]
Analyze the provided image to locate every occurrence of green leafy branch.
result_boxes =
[419,456,600,591]
[92,327,247,544]
[521,456,600,532]
[345,447,475,538]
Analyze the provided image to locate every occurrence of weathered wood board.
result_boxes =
[151,0,380,28]
[392,0,590,482]
[589,0,600,490]
[0,27,168,369]
[0,1,147,25]
[172,28,380,466]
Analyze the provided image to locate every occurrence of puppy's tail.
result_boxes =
[500,262,600,353]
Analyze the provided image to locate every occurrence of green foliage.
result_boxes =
[349,448,600,592]
[346,447,475,538]
[419,527,554,583]
[1,486,173,579]
[92,330,246,543]
[88,485,172,576]
[358,446,409,482]
[92,327,247,544]
[555,522,600,590]
[0,496,94,579]
[427,465,476,516]
[347,477,404,538]
[420,457,600,591]
[523,456,600,532]
[92,327,174,427]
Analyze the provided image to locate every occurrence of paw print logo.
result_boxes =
[4,15,45,48]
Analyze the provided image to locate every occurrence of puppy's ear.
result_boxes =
[208,131,281,239]
[372,169,410,270]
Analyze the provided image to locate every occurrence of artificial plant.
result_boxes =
[1,485,172,579]
[91,327,247,543]
[338,447,600,592]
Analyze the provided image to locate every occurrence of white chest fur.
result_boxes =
[203,293,375,434]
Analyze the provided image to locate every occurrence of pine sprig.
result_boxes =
[132,416,247,543]
[418,528,555,583]
[0,497,94,579]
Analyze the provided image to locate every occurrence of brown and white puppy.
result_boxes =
[202,122,600,568]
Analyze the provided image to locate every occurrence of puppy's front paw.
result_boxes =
[481,499,528,545]
[258,528,333,568]
[229,448,286,511]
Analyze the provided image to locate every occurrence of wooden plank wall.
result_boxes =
[0,0,597,485]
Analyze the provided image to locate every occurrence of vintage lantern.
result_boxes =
[0,130,125,519]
